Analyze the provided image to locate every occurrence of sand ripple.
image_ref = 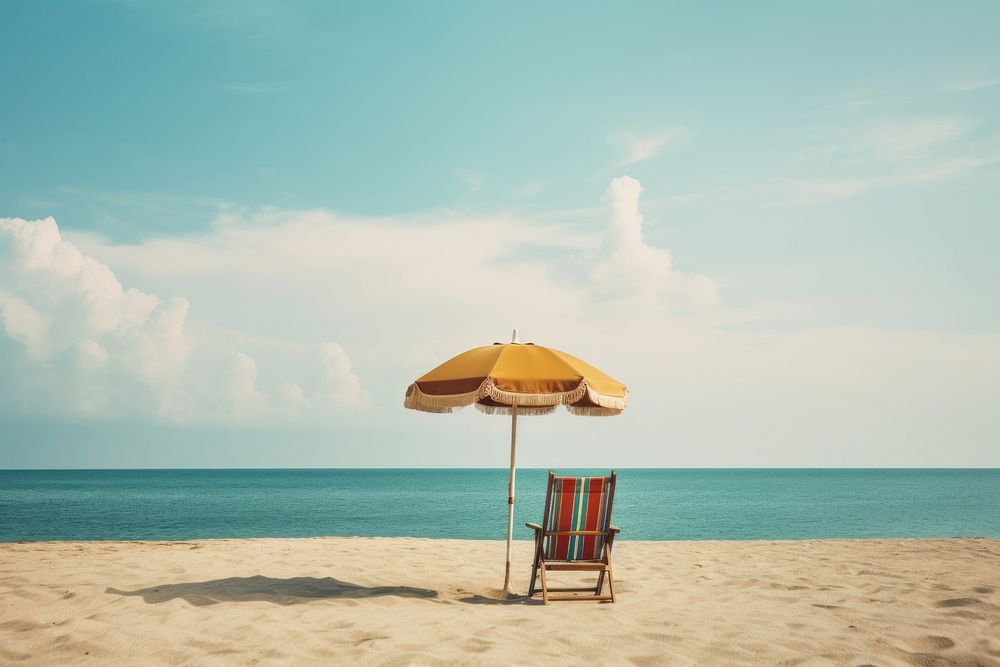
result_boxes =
[1,537,999,664]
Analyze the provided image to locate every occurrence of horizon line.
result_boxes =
[2,466,998,472]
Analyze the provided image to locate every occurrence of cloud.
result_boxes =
[3,177,717,423]
[12,185,228,243]
[0,216,365,424]
[591,177,717,309]
[944,77,1000,92]
[617,130,684,167]
[224,351,267,418]
[813,117,972,164]
[515,180,544,197]
[0,216,162,360]
[606,117,994,213]
[455,168,483,192]
[321,341,367,409]
[867,118,970,161]
[3,175,999,465]
[67,207,598,362]
[0,295,48,359]
[736,117,996,207]
[279,381,308,409]
[746,150,1000,207]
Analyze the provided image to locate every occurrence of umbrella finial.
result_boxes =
[511,328,520,344]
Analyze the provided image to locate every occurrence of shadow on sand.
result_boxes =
[457,593,542,606]
[106,575,438,606]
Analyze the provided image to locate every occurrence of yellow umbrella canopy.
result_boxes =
[403,332,627,594]
[404,341,627,416]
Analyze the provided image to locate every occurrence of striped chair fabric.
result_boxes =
[545,476,613,561]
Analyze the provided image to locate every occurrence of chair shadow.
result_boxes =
[106,575,438,607]
[457,593,542,606]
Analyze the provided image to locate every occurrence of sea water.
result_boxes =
[1,468,998,542]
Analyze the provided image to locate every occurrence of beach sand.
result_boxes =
[1,537,998,665]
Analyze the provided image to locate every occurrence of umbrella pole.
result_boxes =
[502,405,518,594]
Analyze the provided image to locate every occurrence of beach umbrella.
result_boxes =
[403,330,627,593]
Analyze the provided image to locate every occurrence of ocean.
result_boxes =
[1,468,998,542]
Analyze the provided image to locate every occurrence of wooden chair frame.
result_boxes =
[526,470,620,604]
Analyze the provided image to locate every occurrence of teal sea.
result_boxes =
[1,468,998,542]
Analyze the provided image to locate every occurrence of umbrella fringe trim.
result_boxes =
[566,405,623,416]
[585,386,629,411]
[481,377,588,406]
[404,379,628,414]
[474,404,557,416]
[403,383,481,412]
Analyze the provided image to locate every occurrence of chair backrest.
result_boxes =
[542,471,617,561]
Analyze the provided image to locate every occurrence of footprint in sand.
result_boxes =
[351,635,389,647]
[973,586,994,594]
[934,597,980,608]
[0,620,49,633]
[461,638,492,654]
[905,636,955,651]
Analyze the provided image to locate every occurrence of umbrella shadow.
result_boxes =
[106,575,438,606]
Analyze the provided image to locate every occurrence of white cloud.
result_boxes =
[4,180,712,423]
[744,176,874,208]
[455,168,483,192]
[867,118,970,161]
[225,351,265,417]
[746,150,1000,208]
[515,180,544,197]
[945,77,1000,92]
[0,217,160,359]
[321,341,367,409]
[0,295,48,358]
[0,216,365,424]
[617,129,684,167]
[3,174,999,464]
[75,339,109,371]
[66,208,598,367]
[591,176,717,310]
[734,116,997,208]
[279,381,308,410]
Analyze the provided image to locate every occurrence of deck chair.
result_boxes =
[526,470,620,603]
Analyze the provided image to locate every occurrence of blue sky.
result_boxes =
[1,1,998,468]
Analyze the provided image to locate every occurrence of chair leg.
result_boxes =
[606,555,616,604]
[528,536,542,597]
[595,570,606,595]
[539,560,549,605]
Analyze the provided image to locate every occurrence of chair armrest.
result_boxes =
[609,524,621,534]
[525,522,543,532]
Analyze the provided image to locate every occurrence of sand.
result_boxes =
[1,537,998,665]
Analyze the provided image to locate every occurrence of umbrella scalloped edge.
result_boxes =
[403,377,626,416]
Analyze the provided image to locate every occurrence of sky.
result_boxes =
[1,1,998,468]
